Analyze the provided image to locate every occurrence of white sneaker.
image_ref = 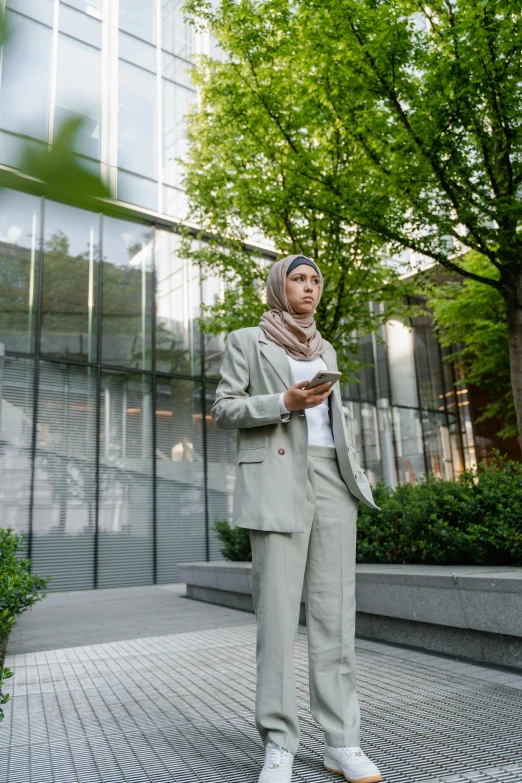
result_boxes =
[324,743,382,783]
[258,741,294,783]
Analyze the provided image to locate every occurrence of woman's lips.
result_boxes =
[303,297,314,302]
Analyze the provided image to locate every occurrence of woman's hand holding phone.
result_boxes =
[282,373,339,411]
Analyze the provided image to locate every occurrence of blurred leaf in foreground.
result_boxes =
[0,116,111,208]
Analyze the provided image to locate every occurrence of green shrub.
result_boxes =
[213,519,251,561]
[357,452,522,565]
[214,452,522,567]
[0,528,51,722]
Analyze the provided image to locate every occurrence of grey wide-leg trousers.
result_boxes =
[249,444,361,756]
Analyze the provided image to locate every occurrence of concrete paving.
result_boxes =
[2,585,522,783]
[6,583,255,654]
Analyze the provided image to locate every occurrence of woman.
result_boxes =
[211,255,382,783]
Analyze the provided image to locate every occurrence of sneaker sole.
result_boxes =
[324,764,383,783]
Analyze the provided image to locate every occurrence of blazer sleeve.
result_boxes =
[211,331,284,430]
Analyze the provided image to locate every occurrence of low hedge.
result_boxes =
[0,528,50,722]
[213,452,522,567]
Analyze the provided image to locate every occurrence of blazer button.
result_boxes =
[278,448,285,455]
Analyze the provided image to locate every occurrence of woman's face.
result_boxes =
[285,264,321,314]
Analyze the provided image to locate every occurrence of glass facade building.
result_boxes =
[0,1,478,591]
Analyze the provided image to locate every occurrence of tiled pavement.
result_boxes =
[2,589,522,783]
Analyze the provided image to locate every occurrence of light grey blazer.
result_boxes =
[211,326,379,533]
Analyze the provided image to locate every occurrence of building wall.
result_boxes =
[0,2,479,591]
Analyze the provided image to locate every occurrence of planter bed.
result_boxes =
[178,561,522,669]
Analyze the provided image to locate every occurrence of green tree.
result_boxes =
[184,0,522,445]
[425,252,516,440]
[181,8,418,378]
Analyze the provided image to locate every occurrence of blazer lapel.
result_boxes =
[258,330,295,389]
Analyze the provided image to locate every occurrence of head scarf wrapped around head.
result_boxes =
[259,254,325,361]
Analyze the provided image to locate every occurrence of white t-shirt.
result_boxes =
[279,354,335,448]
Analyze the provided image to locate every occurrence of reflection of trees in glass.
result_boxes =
[41,230,98,360]
[101,231,154,369]
[36,451,97,535]
[0,236,36,351]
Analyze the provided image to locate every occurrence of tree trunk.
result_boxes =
[505,271,522,457]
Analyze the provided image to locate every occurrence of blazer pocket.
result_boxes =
[238,447,267,463]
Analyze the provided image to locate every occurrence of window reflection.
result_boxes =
[162,0,195,59]
[119,0,156,44]
[163,81,195,189]
[0,190,40,353]
[201,270,226,378]
[6,0,53,26]
[205,384,237,561]
[64,0,102,18]
[118,60,157,179]
[413,316,444,410]
[55,34,102,159]
[101,217,153,370]
[155,230,201,375]
[0,356,35,543]
[386,319,419,407]
[59,4,102,47]
[422,410,454,480]
[361,402,382,484]
[156,377,205,582]
[392,407,425,485]
[98,371,154,587]
[0,11,52,141]
[32,362,97,590]
[119,30,156,72]
[40,202,99,362]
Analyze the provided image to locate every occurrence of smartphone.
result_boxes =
[304,370,342,390]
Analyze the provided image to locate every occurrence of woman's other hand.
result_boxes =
[283,380,333,411]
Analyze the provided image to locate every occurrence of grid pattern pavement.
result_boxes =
[2,624,522,783]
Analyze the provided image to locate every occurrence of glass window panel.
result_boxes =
[98,371,154,587]
[0,129,47,170]
[162,51,193,89]
[205,383,236,561]
[374,322,391,401]
[119,0,156,44]
[118,60,157,179]
[163,185,189,220]
[64,0,102,19]
[117,170,158,212]
[162,0,195,59]
[6,0,53,26]
[0,11,52,141]
[32,362,97,591]
[0,189,40,354]
[162,80,195,188]
[54,34,101,160]
[360,402,382,484]
[357,333,377,403]
[119,30,156,72]
[40,202,99,362]
[155,229,201,375]
[413,316,444,410]
[422,410,454,480]
[201,270,225,378]
[156,377,206,582]
[101,217,153,370]
[0,356,35,548]
[55,35,102,159]
[59,4,102,47]
[386,319,419,407]
[392,406,425,485]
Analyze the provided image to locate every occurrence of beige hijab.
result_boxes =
[259,254,325,361]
